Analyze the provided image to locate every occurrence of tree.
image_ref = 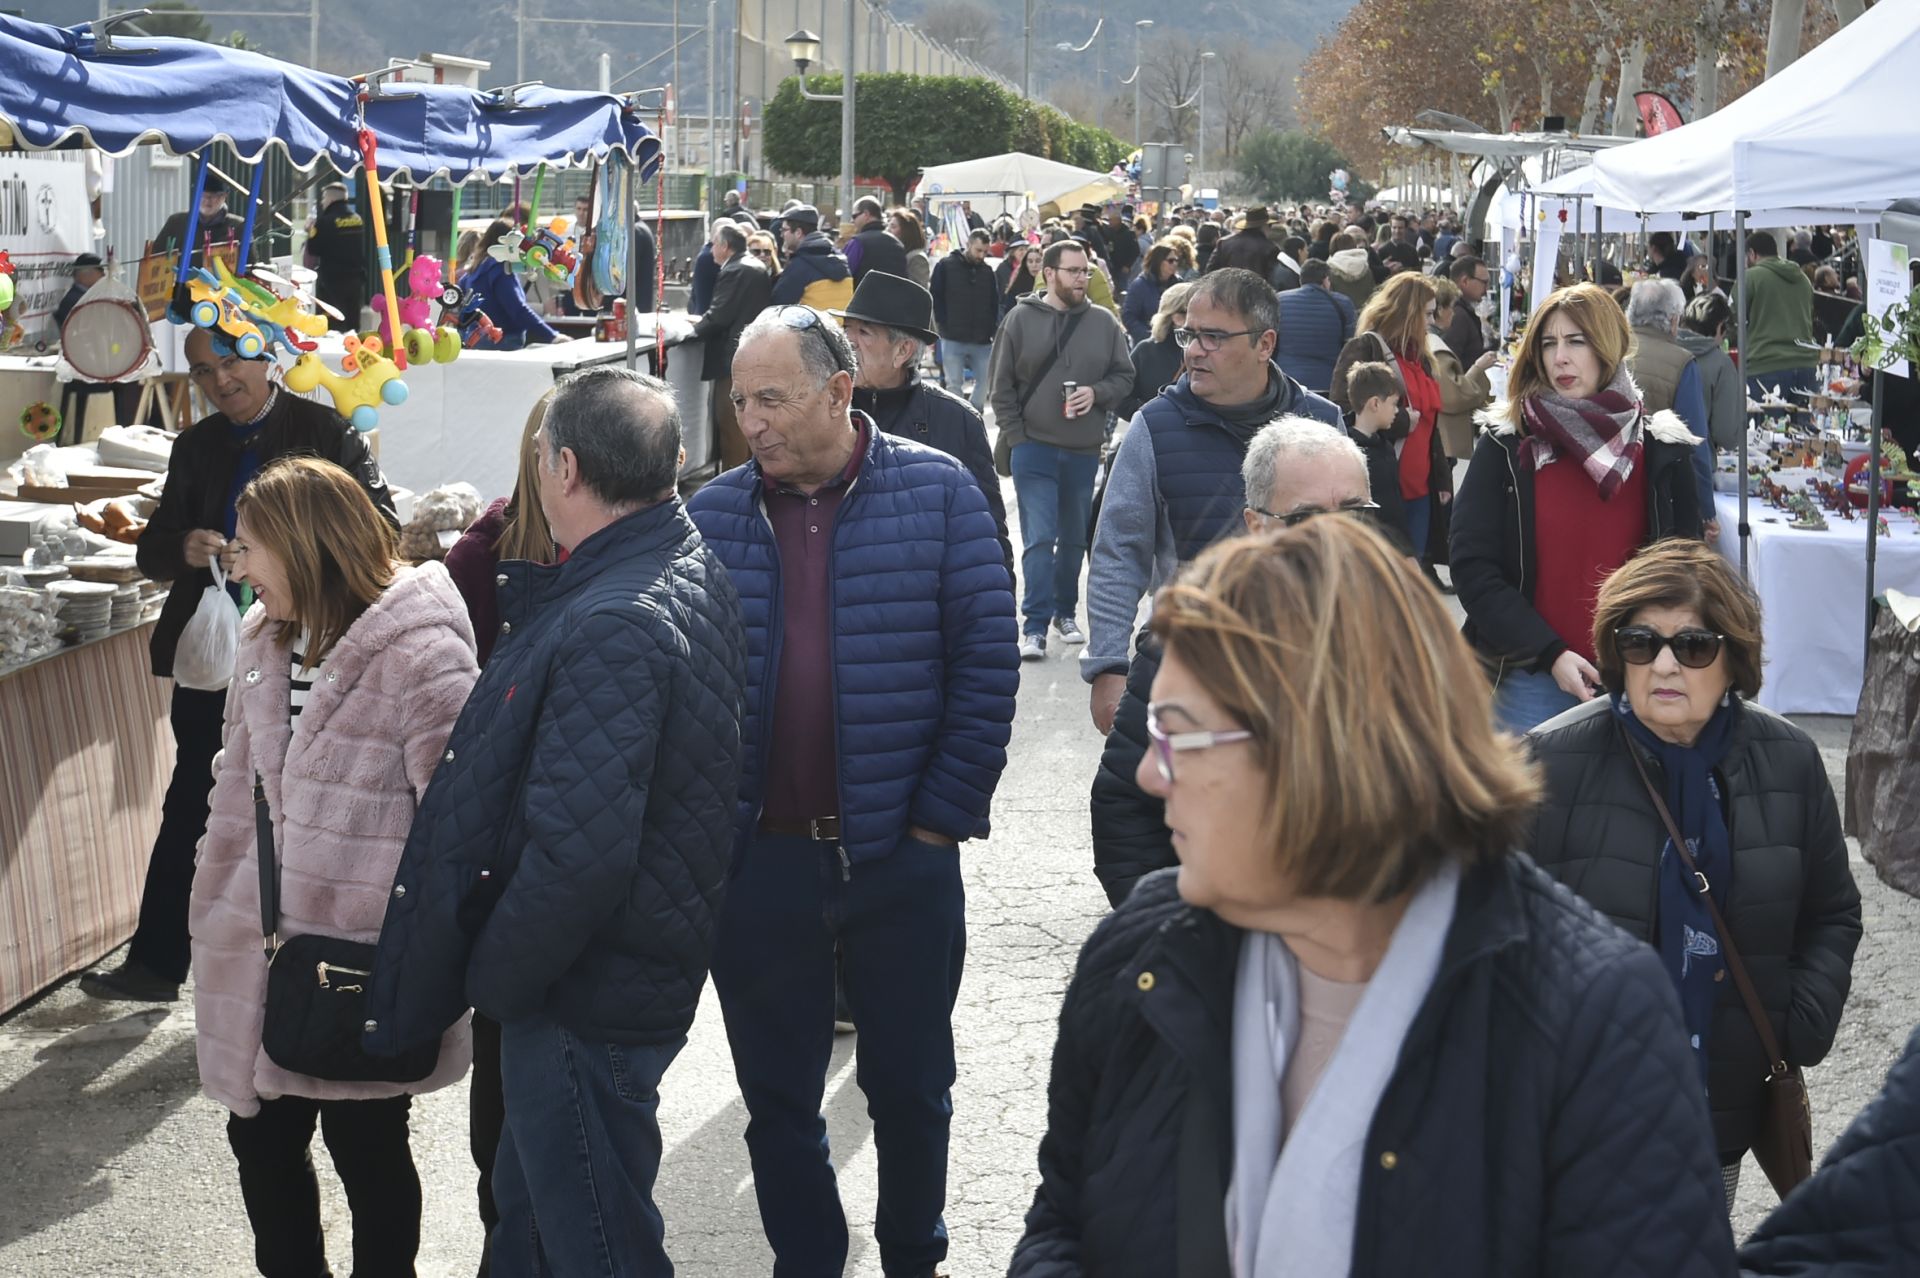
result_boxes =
[137,1,213,41]
[1216,45,1298,162]
[917,0,1020,82]
[763,73,1124,200]
[1236,129,1351,202]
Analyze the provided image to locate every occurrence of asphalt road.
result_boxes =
[4,471,1917,1276]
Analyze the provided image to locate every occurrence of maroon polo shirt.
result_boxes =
[759,420,870,824]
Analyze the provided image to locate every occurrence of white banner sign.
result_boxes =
[1865,236,1911,379]
[0,157,93,351]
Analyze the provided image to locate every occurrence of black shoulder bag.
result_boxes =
[257,773,441,1083]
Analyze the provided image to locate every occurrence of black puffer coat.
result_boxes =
[1739,1024,1920,1276]
[1526,697,1862,1159]
[1010,860,1738,1277]
[365,500,747,1052]
[1089,630,1166,907]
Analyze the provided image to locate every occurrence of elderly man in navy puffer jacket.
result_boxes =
[688,305,1018,1278]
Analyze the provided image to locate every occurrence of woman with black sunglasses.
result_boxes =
[1524,539,1861,1214]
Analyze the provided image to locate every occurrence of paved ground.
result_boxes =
[4,465,1917,1276]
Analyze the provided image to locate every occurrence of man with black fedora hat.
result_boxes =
[836,271,1013,577]
[1207,204,1281,279]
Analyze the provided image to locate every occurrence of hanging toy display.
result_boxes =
[373,254,463,365]
[0,250,15,314]
[488,164,580,287]
[592,150,630,299]
[285,333,409,432]
[19,401,62,441]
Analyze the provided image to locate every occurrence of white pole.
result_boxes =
[516,0,526,83]
[841,0,855,220]
[708,0,718,204]
[1734,211,1751,578]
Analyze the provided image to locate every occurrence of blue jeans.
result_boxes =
[1010,441,1098,637]
[490,1018,685,1278]
[1404,494,1432,561]
[940,340,992,410]
[1493,667,1583,734]
[711,831,967,1278]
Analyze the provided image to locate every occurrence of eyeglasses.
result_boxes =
[1246,499,1380,528]
[1145,706,1253,783]
[750,247,774,259]
[1613,625,1726,669]
[1050,266,1092,278]
[772,305,851,375]
[1173,327,1257,352]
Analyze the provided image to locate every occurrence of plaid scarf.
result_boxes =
[1519,366,1645,500]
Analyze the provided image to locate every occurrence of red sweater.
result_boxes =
[1531,455,1647,663]
[1397,355,1442,500]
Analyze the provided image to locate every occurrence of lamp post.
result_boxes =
[1054,15,1107,131]
[1196,49,1215,188]
[787,15,856,226]
[1131,20,1151,143]
[1023,0,1033,98]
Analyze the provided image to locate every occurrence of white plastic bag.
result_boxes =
[172,560,241,691]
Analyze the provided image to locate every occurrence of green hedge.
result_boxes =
[764,73,1130,201]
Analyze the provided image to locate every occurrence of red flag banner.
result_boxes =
[1635,92,1685,136]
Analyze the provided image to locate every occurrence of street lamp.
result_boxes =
[1197,49,1215,189]
[1053,15,1106,131]
[786,14,856,225]
[1121,19,1151,144]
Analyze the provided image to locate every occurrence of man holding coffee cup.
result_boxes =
[985,240,1134,661]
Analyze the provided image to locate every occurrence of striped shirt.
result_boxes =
[289,630,324,726]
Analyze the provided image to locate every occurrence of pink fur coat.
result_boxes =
[190,562,478,1117]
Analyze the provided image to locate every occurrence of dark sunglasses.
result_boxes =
[772,304,851,375]
[1247,499,1380,528]
[1614,625,1726,669]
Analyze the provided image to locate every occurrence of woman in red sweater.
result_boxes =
[1449,283,1705,733]
[1331,273,1449,569]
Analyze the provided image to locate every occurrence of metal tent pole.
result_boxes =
[1734,210,1751,579]
[1867,368,1884,652]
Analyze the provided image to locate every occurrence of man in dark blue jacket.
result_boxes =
[1274,258,1356,394]
[364,367,746,1278]
[1084,268,1341,733]
[688,306,1018,1278]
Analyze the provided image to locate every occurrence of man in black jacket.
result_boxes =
[366,368,746,1277]
[1089,418,1378,905]
[929,229,1000,410]
[151,185,246,270]
[80,326,395,1003]
[840,270,1014,576]
[693,219,774,468]
[844,195,908,283]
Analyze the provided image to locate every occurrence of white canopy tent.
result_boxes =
[1576,0,1917,632]
[1584,0,1918,218]
[911,153,1125,221]
[1529,166,1881,235]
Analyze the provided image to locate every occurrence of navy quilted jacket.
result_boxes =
[363,499,747,1051]
[686,422,1018,861]
[1011,859,1739,1278]
[1740,1024,1920,1276]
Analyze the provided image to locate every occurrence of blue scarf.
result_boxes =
[1615,694,1735,1088]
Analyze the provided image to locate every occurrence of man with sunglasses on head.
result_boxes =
[986,239,1136,661]
[1083,267,1341,736]
[686,305,1018,1278]
[1090,416,1377,906]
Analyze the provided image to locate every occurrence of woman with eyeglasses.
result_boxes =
[1329,272,1450,573]
[1012,517,1736,1278]
[1450,282,1705,733]
[1525,539,1860,1212]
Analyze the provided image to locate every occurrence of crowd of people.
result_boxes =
[68,177,1920,1278]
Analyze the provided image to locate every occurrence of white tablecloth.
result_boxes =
[1715,492,1920,715]
[300,325,710,503]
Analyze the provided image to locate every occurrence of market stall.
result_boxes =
[0,623,171,1014]
[1714,492,1920,715]
[912,153,1125,223]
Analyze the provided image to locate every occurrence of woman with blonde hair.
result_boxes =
[1330,272,1449,568]
[1450,282,1703,732]
[192,456,477,1277]
[1011,516,1734,1277]
[746,228,782,279]
[439,392,564,1267]
[1119,280,1196,420]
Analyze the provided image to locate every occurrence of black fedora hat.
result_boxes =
[830,271,937,343]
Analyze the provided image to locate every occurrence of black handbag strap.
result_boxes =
[255,772,279,957]
[1018,307,1090,413]
[1614,717,1789,1076]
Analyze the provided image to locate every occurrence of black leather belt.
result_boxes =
[758,815,842,841]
